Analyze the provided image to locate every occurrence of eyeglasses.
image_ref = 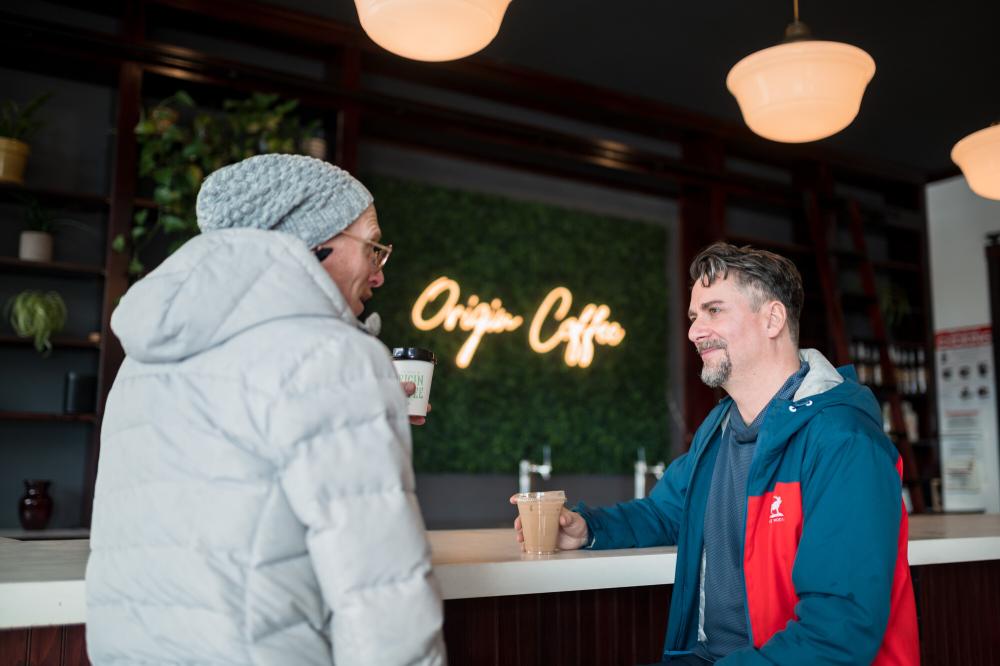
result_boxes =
[340,231,393,270]
[312,232,393,269]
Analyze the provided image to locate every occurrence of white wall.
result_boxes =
[927,176,1000,329]
[927,175,1000,513]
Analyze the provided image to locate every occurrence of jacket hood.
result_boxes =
[111,229,359,363]
[773,347,884,441]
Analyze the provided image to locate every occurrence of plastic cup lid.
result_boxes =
[515,490,566,501]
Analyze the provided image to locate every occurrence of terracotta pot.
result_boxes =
[18,479,53,530]
[0,137,30,185]
[18,230,53,262]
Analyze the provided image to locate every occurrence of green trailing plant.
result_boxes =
[0,93,52,142]
[6,290,67,356]
[116,91,320,276]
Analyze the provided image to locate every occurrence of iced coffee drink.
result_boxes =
[516,490,566,554]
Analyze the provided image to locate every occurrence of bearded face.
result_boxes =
[697,339,732,387]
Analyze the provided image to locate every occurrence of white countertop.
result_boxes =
[2,514,998,629]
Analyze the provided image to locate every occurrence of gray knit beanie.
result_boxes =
[196,154,373,248]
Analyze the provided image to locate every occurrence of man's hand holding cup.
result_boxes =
[509,493,589,553]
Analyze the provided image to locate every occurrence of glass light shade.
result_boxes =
[727,40,876,143]
[952,124,1000,200]
[355,0,512,62]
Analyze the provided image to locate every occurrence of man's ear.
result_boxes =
[765,300,787,339]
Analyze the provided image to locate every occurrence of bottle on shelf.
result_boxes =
[917,348,927,394]
[901,400,919,442]
[872,347,883,387]
[852,341,870,385]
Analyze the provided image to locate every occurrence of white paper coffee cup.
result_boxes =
[392,347,436,417]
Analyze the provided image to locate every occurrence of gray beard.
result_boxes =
[700,351,732,388]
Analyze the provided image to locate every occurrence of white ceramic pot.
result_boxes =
[19,230,53,262]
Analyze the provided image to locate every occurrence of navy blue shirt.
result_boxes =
[693,362,810,662]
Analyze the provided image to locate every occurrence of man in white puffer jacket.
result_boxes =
[85,155,446,665]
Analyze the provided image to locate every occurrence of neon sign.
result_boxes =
[411,276,625,369]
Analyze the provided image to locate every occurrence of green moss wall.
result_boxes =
[366,175,672,473]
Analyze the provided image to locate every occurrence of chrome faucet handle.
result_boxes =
[635,448,666,498]
[538,446,551,479]
[518,458,532,493]
[635,447,649,499]
[519,447,553,492]
[536,445,552,480]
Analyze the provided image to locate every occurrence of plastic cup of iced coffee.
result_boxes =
[392,347,436,417]
[516,490,566,554]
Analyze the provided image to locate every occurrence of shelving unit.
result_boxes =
[720,166,938,511]
[0,257,105,278]
[0,336,100,349]
[0,0,940,523]
[0,412,98,423]
[0,181,110,210]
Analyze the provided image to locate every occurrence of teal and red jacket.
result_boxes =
[578,350,919,664]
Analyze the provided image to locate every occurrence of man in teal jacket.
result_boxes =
[513,242,919,664]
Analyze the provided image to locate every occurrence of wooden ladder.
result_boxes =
[804,191,927,513]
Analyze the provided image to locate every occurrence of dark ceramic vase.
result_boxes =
[18,479,53,530]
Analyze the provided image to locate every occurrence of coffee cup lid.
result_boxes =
[515,490,566,502]
[392,347,437,364]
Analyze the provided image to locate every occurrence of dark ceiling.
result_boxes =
[285,0,1000,180]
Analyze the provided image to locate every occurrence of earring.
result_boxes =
[314,247,333,262]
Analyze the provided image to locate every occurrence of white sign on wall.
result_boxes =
[935,325,1000,513]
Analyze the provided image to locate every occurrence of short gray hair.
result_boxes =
[689,242,804,344]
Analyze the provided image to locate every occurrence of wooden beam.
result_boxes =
[678,134,727,449]
[334,46,361,173]
[84,42,143,524]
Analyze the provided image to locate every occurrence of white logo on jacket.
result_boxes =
[769,495,785,523]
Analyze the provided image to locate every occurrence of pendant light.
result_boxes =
[354,0,512,62]
[952,123,1000,200]
[726,0,875,143]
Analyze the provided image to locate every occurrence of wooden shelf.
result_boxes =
[872,259,922,274]
[0,528,89,540]
[0,181,109,211]
[0,411,97,423]
[0,256,105,278]
[854,336,929,349]
[725,235,812,256]
[831,252,923,278]
[841,291,877,308]
[0,336,100,349]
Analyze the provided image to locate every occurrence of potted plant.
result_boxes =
[115,90,319,275]
[6,290,67,355]
[0,93,51,185]
[18,196,55,262]
[16,196,94,263]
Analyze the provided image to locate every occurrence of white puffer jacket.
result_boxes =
[86,229,445,665]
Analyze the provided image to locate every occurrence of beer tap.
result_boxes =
[518,445,552,493]
[634,447,665,499]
